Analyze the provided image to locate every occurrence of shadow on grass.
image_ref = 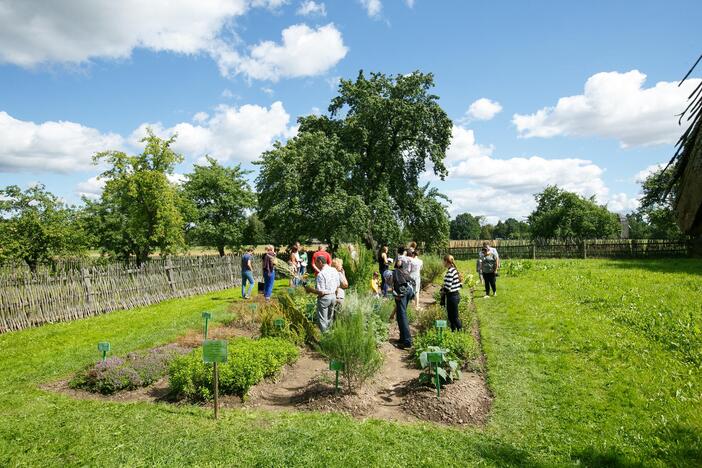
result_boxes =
[605,258,702,276]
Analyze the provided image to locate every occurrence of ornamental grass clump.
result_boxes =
[168,337,298,401]
[420,254,444,290]
[319,310,383,392]
[69,344,188,395]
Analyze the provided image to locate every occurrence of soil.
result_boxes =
[44,287,493,427]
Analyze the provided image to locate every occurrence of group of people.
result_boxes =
[239,240,500,349]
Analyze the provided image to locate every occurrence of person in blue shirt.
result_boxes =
[241,247,255,299]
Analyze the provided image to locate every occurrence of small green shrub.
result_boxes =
[413,328,478,367]
[70,344,188,395]
[278,290,320,345]
[319,311,383,392]
[417,346,461,386]
[414,304,446,335]
[335,243,376,290]
[420,255,444,290]
[168,337,299,401]
[340,291,391,344]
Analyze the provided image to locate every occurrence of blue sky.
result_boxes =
[1,0,700,222]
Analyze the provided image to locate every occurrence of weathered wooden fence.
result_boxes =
[447,239,690,260]
[0,255,261,333]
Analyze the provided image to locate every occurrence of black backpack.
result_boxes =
[393,268,415,297]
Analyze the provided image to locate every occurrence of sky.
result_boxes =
[1,0,700,223]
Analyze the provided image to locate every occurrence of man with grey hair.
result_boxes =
[305,255,340,332]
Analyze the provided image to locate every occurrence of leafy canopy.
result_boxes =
[0,184,88,270]
[182,157,256,255]
[528,186,620,239]
[257,70,452,250]
[87,130,186,264]
[450,213,483,240]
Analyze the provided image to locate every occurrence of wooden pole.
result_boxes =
[213,362,219,419]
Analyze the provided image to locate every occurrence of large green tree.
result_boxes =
[634,167,684,239]
[241,213,268,246]
[182,157,256,256]
[449,213,483,239]
[528,186,620,239]
[88,131,186,265]
[406,185,450,252]
[257,71,452,250]
[0,184,88,270]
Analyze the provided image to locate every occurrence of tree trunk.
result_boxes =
[217,245,225,257]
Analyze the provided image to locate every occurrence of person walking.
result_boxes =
[479,246,498,298]
[262,245,276,300]
[289,246,300,286]
[480,241,500,271]
[305,256,340,332]
[377,245,391,296]
[408,248,423,308]
[241,247,255,299]
[392,256,415,349]
[442,254,463,331]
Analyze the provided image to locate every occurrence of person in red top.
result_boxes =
[311,245,332,276]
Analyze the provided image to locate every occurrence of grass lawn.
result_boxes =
[1,260,701,466]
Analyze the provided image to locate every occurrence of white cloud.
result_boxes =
[261,87,275,96]
[297,1,326,16]
[445,125,636,219]
[513,70,702,147]
[464,98,503,121]
[167,173,187,185]
[130,102,296,163]
[193,112,209,123]
[75,176,105,199]
[634,162,666,183]
[0,0,249,67]
[405,0,415,7]
[0,2,347,83]
[214,23,347,82]
[359,0,382,18]
[0,111,123,172]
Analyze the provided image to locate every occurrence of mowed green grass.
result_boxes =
[0,260,701,466]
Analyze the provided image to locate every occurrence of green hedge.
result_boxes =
[168,337,299,401]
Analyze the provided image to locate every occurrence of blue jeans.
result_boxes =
[241,270,254,298]
[263,270,275,299]
[395,286,414,346]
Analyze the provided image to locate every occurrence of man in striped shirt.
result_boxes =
[305,256,340,332]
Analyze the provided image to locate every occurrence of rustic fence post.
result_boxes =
[226,255,235,284]
[81,267,94,309]
[165,258,177,293]
[582,240,588,259]
[531,243,536,260]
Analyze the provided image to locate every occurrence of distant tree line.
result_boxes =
[449,169,684,241]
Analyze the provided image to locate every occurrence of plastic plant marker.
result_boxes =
[273,318,285,330]
[426,351,443,398]
[330,360,344,393]
[97,342,110,362]
[202,312,212,339]
[202,339,228,364]
[435,320,447,345]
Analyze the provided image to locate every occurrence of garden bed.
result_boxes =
[45,287,493,427]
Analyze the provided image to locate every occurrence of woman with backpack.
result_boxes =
[441,254,463,331]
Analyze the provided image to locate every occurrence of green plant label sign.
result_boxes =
[97,342,110,352]
[426,352,443,364]
[203,339,228,363]
[202,312,212,320]
[435,320,447,329]
[274,318,285,329]
[329,360,344,371]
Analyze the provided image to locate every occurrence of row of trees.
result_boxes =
[0,70,686,270]
[449,168,684,241]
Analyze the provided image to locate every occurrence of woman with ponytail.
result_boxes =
[442,254,463,331]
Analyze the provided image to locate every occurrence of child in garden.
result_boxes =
[370,271,381,297]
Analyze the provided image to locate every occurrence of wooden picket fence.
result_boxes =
[0,255,261,333]
[447,239,690,260]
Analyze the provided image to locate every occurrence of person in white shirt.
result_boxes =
[408,248,423,308]
[305,256,340,332]
[331,258,349,305]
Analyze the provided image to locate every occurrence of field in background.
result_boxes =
[0,259,700,466]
